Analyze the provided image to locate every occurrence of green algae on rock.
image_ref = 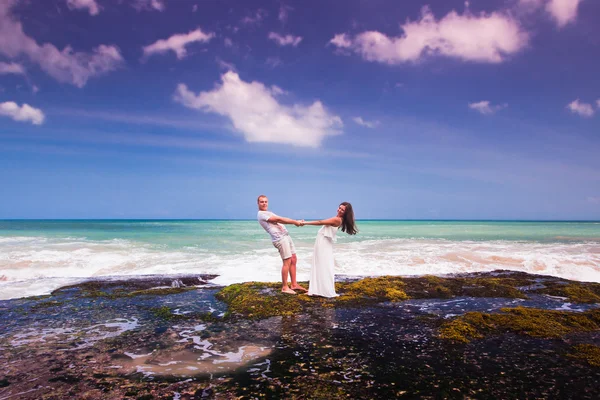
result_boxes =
[216,275,536,319]
[438,318,484,343]
[401,275,530,300]
[335,276,408,304]
[216,282,311,319]
[538,283,600,304]
[569,344,600,367]
[439,307,600,343]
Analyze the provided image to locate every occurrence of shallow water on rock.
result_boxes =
[0,280,226,348]
[398,294,599,319]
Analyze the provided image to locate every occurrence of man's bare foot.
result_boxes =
[282,288,297,294]
[290,285,308,292]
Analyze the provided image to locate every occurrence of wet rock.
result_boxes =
[48,375,81,384]
[1,271,600,399]
[110,353,134,361]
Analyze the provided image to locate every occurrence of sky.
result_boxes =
[0,0,599,220]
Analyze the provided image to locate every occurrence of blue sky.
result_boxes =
[0,0,599,220]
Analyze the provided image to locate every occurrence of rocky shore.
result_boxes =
[1,271,600,399]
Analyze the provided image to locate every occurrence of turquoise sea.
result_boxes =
[1,220,599,300]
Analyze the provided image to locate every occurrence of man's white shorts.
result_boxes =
[272,235,296,260]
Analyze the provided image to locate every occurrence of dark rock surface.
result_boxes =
[1,271,600,399]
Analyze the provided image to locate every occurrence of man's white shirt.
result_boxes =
[257,210,288,242]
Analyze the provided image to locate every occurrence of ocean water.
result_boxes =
[0,220,599,300]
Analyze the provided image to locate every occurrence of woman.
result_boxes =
[303,202,358,297]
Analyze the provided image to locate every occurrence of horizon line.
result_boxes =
[1,218,600,223]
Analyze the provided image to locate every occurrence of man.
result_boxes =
[257,195,307,294]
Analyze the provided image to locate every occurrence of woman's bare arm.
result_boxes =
[303,216,341,227]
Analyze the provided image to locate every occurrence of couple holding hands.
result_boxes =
[257,195,358,297]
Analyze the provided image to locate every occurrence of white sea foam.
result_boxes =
[0,236,599,300]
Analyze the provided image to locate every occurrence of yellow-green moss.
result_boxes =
[439,318,484,343]
[150,306,182,320]
[216,278,410,319]
[215,275,539,320]
[568,344,600,367]
[439,307,600,343]
[335,276,408,304]
[213,275,599,321]
[216,282,309,319]
[563,285,600,303]
[384,287,409,301]
[344,276,403,297]
[539,282,600,304]
[401,276,529,300]
[432,285,453,298]
[423,275,444,284]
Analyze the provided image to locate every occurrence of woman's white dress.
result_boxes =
[308,225,339,298]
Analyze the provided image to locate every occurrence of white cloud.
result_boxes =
[223,38,234,47]
[270,85,286,96]
[0,61,25,75]
[0,2,123,87]
[132,0,165,12]
[192,4,198,13]
[353,117,380,128]
[66,0,100,15]
[567,99,594,117]
[173,71,342,147]
[546,0,582,27]
[597,99,600,108]
[329,34,353,49]
[468,101,507,115]
[587,196,600,204]
[518,0,583,27]
[279,5,293,23]
[329,7,528,64]
[242,9,267,26]
[216,58,236,71]
[0,101,45,125]
[268,32,302,47]
[143,28,214,60]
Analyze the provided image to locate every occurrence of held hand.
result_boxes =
[300,219,306,226]
[294,220,302,227]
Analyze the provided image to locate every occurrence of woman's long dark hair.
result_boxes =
[340,202,358,235]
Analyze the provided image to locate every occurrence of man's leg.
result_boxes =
[281,257,296,294]
[289,254,307,291]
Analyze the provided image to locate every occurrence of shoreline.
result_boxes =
[2,220,599,301]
